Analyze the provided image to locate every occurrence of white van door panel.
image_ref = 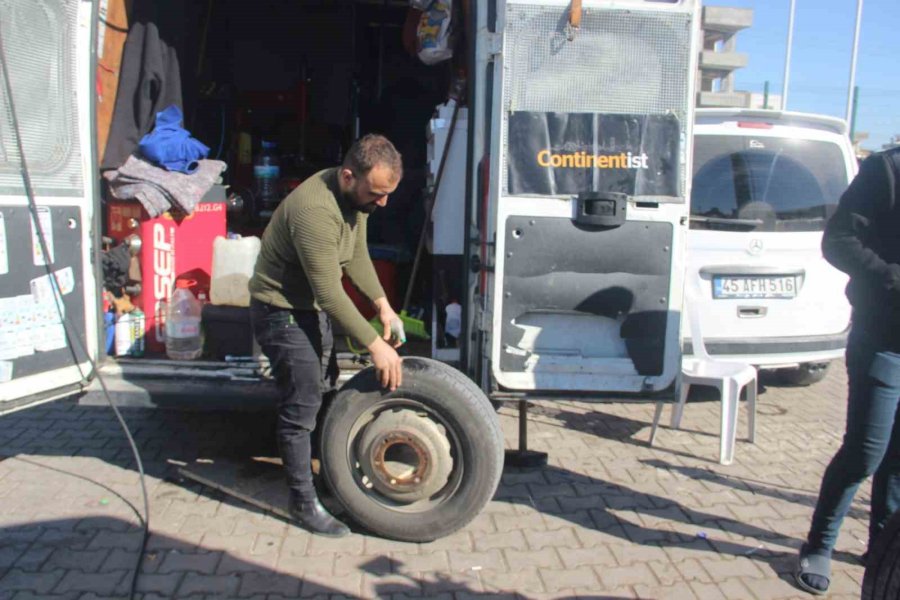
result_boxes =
[0,0,99,414]
[486,0,701,393]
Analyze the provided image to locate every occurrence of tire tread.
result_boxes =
[320,358,504,542]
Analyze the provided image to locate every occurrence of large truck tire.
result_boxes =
[862,510,900,600]
[319,357,504,542]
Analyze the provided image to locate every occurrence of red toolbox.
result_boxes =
[107,191,226,353]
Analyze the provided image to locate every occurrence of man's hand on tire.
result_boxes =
[367,337,403,391]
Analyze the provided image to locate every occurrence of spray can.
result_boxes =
[129,309,145,357]
[114,310,146,357]
[104,311,115,355]
[114,312,133,357]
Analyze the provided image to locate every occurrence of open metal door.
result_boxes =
[486,0,700,394]
[0,0,100,414]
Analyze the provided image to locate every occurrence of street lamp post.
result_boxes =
[782,0,796,109]
[846,0,864,126]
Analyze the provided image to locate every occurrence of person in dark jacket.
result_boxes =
[796,148,900,595]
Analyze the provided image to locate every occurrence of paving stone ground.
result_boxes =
[0,362,870,599]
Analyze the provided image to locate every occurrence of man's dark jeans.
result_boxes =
[807,324,900,554]
[250,300,338,501]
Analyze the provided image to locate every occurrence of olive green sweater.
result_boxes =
[249,168,385,346]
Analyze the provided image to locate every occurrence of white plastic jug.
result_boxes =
[210,235,261,307]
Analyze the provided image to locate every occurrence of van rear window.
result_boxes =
[690,135,849,232]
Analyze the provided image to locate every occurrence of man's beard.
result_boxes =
[343,188,378,214]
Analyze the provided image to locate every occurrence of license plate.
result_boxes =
[713,276,798,299]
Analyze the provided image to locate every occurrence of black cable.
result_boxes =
[0,20,149,600]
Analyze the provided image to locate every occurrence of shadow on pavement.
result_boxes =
[0,402,293,526]
[640,457,869,522]
[524,402,655,446]
[0,396,853,598]
[523,399,744,468]
[0,515,633,599]
[526,383,798,467]
[496,461,863,590]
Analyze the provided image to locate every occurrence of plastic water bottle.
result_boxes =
[254,140,281,219]
[445,301,462,339]
[166,280,203,360]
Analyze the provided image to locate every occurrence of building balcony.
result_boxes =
[702,7,753,34]
[699,50,749,74]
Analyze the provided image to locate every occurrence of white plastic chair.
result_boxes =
[649,295,757,465]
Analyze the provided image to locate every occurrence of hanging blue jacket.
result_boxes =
[138,105,209,174]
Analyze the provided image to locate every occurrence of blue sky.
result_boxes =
[704,0,898,150]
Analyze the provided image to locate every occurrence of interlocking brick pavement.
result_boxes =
[0,362,872,598]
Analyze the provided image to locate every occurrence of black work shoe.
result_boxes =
[289,497,350,537]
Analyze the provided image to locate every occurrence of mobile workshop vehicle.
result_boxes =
[0,0,701,541]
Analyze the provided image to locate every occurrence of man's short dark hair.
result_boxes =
[343,134,403,178]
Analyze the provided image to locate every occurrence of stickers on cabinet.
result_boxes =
[30,207,55,266]
[0,361,12,383]
[33,321,67,353]
[30,274,67,352]
[53,267,75,295]
[30,273,66,313]
[0,212,8,275]
[0,295,36,360]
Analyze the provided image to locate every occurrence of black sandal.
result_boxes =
[795,544,831,596]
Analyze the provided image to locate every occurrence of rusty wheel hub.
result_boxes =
[357,409,453,502]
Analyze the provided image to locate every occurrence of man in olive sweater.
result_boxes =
[249,134,404,537]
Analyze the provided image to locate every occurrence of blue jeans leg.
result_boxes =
[250,301,337,501]
[807,329,900,554]
[870,397,900,545]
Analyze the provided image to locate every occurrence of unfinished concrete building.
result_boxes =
[697,6,755,108]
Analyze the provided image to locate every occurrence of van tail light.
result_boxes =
[737,121,774,129]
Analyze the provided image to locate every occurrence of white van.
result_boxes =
[687,109,856,385]
[1,0,703,541]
